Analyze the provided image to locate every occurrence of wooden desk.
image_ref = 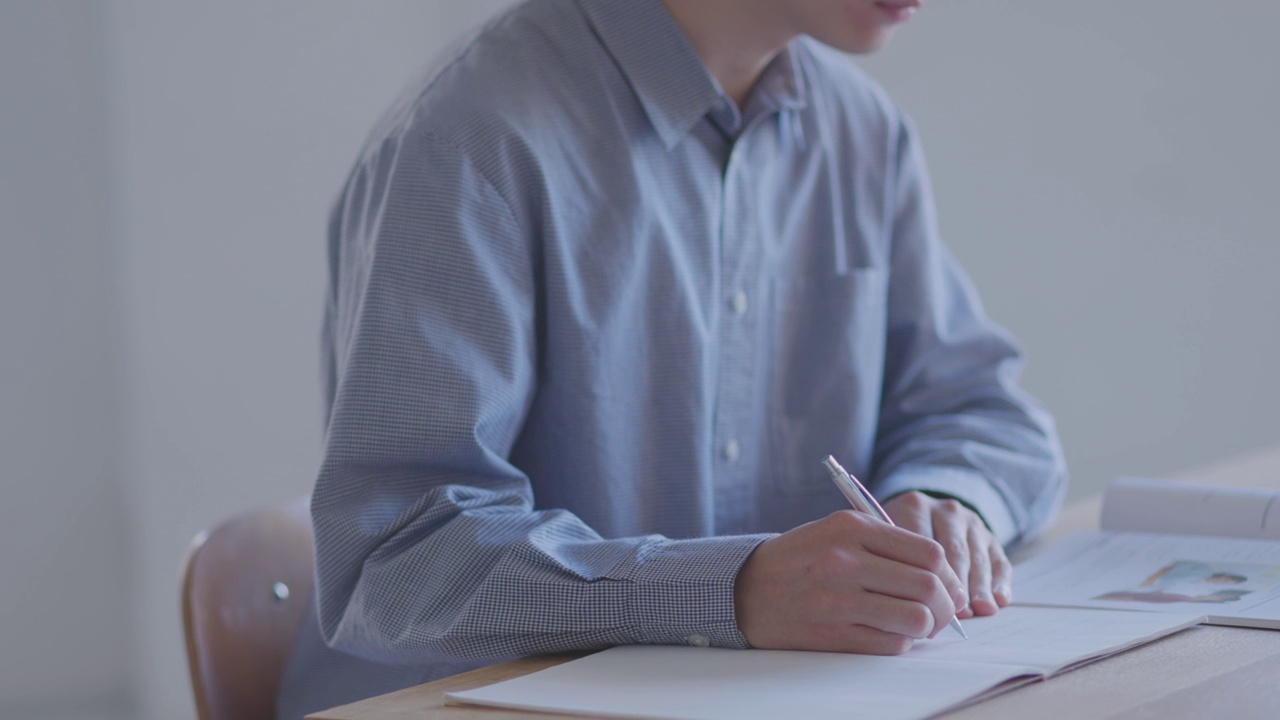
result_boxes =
[310,444,1280,720]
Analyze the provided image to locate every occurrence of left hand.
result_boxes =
[882,491,1011,619]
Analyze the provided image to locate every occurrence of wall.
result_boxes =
[0,3,132,718]
[859,0,1280,498]
[99,3,514,718]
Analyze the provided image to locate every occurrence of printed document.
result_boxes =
[1017,477,1280,629]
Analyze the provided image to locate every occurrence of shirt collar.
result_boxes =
[578,0,807,149]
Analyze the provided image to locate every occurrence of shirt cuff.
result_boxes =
[874,467,1021,546]
[623,534,772,649]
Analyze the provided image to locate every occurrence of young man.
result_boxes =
[278,1,1066,717]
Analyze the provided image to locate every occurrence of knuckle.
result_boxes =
[813,547,851,576]
[899,491,927,509]
[827,509,865,531]
[943,537,967,557]
[842,550,866,574]
[904,604,933,637]
[939,498,963,513]
[991,550,1012,573]
[923,540,947,567]
[970,540,990,561]
[913,571,943,598]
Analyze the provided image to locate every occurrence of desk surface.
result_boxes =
[309,444,1280,720]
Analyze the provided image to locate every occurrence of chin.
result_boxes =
[811,28,894,55]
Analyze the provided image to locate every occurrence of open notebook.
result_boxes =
[1016,477,1280,629]
[446,607,1202,720]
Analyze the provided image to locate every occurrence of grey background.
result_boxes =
[1,2,1275,719]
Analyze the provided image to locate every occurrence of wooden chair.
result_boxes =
[181,496,315,720]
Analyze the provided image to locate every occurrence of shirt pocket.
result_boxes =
[769,266,887,496]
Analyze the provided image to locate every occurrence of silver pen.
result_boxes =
[821,455,968,640]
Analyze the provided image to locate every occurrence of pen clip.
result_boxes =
[822,455,891,524]
[850,474,890,522]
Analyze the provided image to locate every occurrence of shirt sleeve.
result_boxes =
[312,128,767,665]
[870,116,1068,547]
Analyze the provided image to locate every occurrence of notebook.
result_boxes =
[446,606,1202,720]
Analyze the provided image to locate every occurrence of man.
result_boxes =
[278,0,1067,717]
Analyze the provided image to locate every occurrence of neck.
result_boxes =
[661,0,798,107]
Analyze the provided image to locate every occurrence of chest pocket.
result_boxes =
[770,266,887,495]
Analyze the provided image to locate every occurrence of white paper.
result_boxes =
[1102,477,1280,540]
[1016,531,1280,627]
[449,646,1033,720]
[446,607,1201,720]
[908,606,1203,672]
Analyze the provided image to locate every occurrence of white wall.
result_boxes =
[860,0,1280,498]
[2,2,1276,719]
[100,3,514,719]
[0,3,132,718]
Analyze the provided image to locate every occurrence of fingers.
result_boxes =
[992,543,1013,607]
[801,622,917,656]
[886,492,1020,617]
[838,625,916,655]
[966,523,997,615]
[927,499,972,618]
[825,513,963,637]
[885,491,932,538]
[849,553,960,639]
[767,616,918,655]
[850,513,965,610]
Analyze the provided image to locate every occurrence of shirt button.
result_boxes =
[729,290,749,317]
[687,634,711,647]
[723,439,741,462]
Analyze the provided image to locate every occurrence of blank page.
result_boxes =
[447,645,1029,720]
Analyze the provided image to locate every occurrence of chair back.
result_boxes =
[181,496,314,720]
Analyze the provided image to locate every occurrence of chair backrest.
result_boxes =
[181,496,314,720]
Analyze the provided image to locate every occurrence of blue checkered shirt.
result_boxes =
[285,0,1066,714]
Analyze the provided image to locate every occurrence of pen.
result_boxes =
[821,455,968,640]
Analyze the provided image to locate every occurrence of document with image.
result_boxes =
[446,607,1202,720]
[1016,477,1280,629]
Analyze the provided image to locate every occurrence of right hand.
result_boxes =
[734,510,966,654]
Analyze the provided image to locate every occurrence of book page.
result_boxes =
[908,606,1203,674]
[1016,531,1280,627]
[448,645,1032,720]
[446,608,1201,720]
[1101,477,1280,539]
